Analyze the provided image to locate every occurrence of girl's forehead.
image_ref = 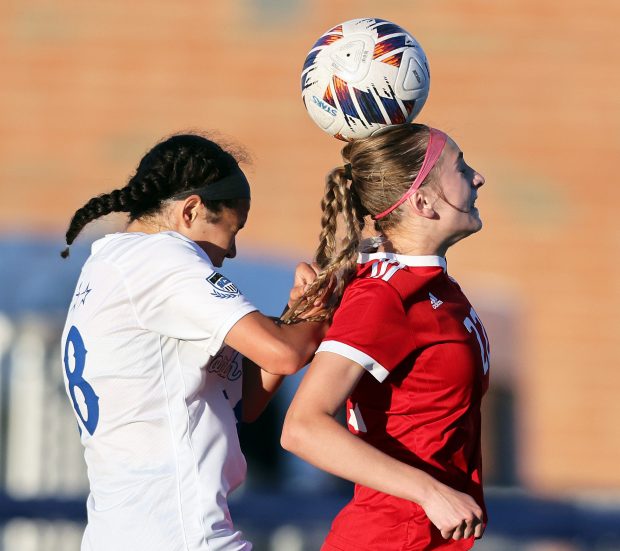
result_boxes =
[444,136,461,156]
[435,137,462,174]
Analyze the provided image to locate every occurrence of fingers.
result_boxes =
[438,510,484,541]
[440,519,475,541]
[290,262,322,304]
[288,261,337,319]
[288,262,317,309]
[424,483,484,542]
[288,286,305,303]
[446,520,468,541]
[474,518,484,539]
[461,517,480,539]
[293,262,318,288]
[291,262,333,308]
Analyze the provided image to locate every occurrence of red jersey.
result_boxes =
[318,253,490,551]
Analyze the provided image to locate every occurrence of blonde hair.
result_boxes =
[283,123,435,323]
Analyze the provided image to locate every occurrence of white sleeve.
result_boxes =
[125,235,257,356]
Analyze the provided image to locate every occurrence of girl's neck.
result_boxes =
[383,234,447,257]
[126,216,170,234]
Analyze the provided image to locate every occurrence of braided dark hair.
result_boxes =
[61,133,244,258]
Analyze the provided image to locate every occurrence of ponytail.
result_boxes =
[60,180,160,257]
[282,165,365,323]
[60,133,241,258]
[282,124,435,322]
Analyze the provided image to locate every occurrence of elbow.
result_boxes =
[268,343,306,376]
[277,356,301,376]
[280,414,307,455]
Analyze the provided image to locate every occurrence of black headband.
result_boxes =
[171,169,251,202]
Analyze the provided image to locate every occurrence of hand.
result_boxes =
[288,262,320,307]
[286,262,327,321]
[420,482,484,541]
[284,262,337,323]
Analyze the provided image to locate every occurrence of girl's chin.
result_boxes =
[468,209,483,231]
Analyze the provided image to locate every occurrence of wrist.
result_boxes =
[406,468,439,508]
[268,315,285,327]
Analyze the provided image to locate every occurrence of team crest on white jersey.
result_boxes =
[207,272,240,299]
[429,293,443,309]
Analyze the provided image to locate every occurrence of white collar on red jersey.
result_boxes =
[357,252,447,272]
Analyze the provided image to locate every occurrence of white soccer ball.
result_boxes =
[301,18,430,141]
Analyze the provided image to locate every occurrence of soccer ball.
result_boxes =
[301,18,430,141]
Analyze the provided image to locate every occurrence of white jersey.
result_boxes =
[61,231,257,551]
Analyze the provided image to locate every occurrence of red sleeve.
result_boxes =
[316,278,416,382]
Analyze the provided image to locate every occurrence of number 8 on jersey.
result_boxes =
[63,325,100,436]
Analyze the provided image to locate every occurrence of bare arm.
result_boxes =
[281,352,484,541]
[237,262,328,420]
[224,261,328,375]
[241,356,286,422]
[224,311,326,375]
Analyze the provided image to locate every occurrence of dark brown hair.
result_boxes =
[61,133,244,257]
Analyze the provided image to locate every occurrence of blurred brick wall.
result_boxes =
[1,0,619,492]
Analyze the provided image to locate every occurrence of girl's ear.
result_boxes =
[407,188,437,220]
[180,195,203,228]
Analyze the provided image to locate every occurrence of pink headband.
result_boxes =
[373,128,448,220]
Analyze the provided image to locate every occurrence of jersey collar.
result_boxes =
[357,252,447,272]
[92,230,203,256]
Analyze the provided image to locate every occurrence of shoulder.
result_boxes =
[147,232,214,267]
[91,231,214,271]
[334,276,404,327]
[354,254,445,302]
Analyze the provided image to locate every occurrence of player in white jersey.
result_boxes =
[60,133,328,551]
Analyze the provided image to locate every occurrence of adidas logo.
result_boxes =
[429,293,443,309]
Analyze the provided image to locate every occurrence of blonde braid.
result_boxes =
[314,171,340,269]
[282,124,435,324]
[282,166,363,323]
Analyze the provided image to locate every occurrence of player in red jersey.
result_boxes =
[281,123,489,550]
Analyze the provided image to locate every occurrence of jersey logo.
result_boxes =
[429,292,443,309]
[207,346,243,381]
[71,281,92,310]
[206,272,240,299]
[369,260,404,282]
